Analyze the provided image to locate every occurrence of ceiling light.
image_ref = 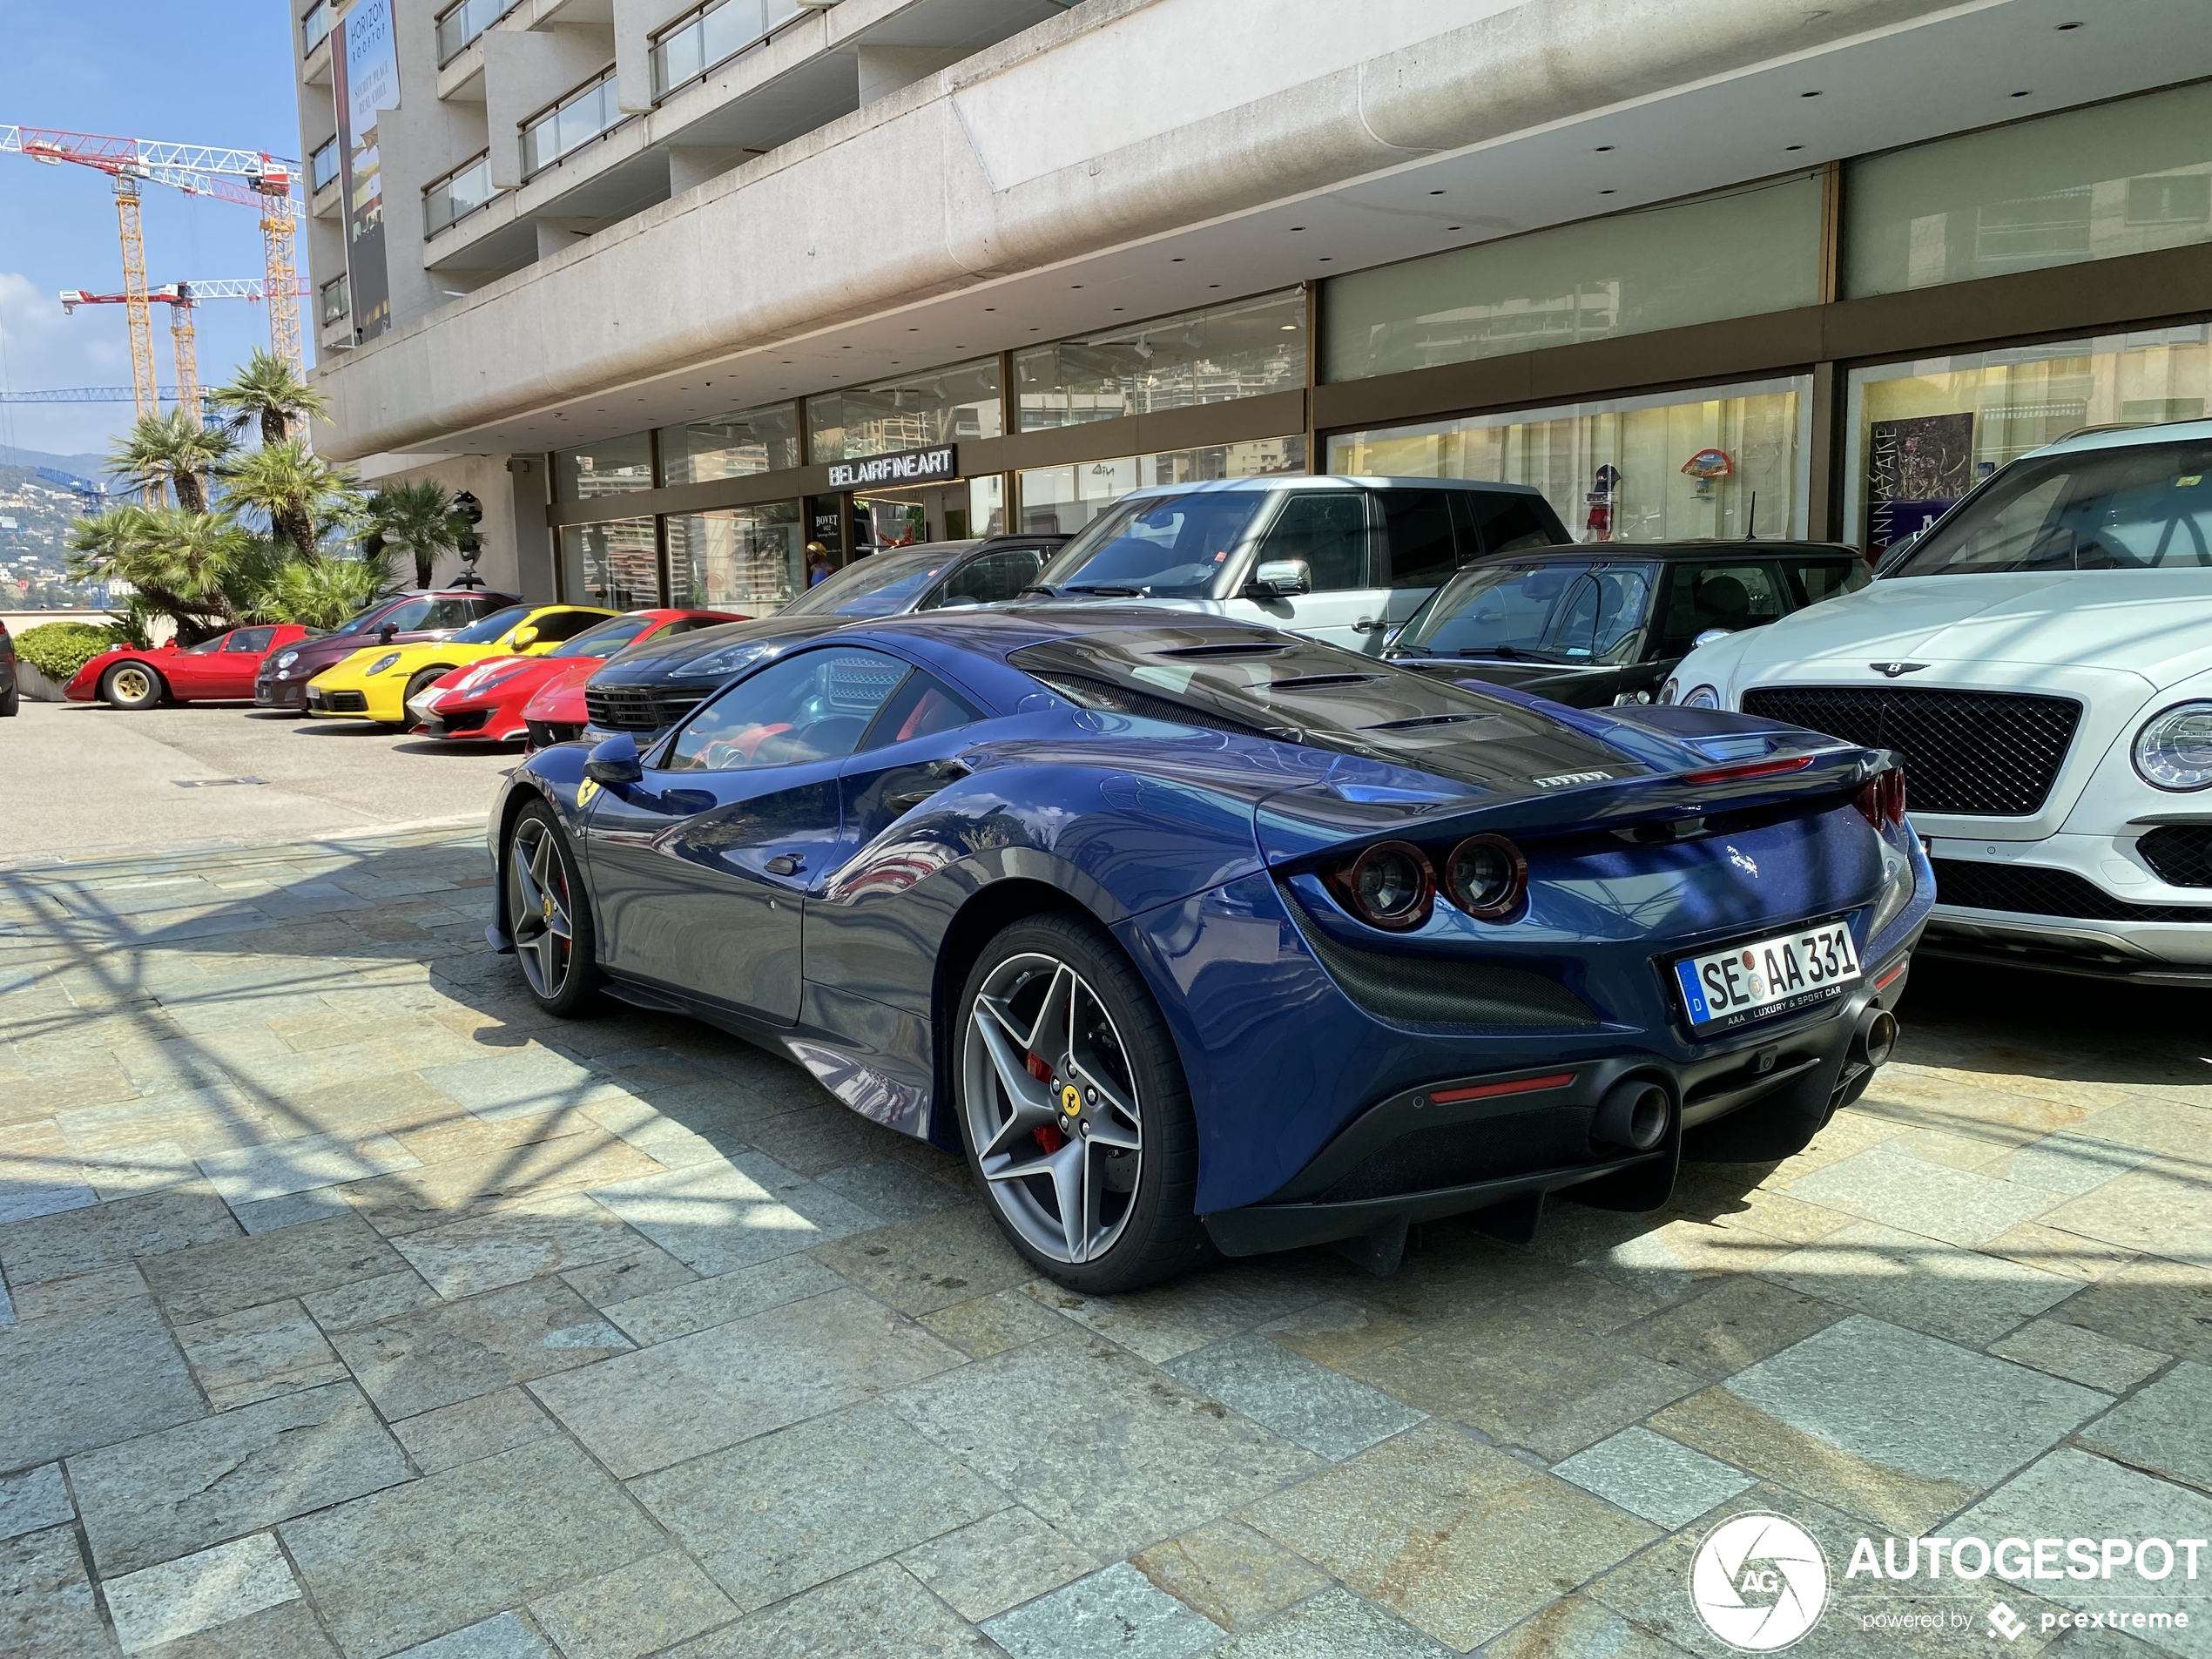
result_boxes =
[1599,189,1615,195]
[1447,225,1461,232]
[2055,19,2081,28]
[1800,90,1821,98]
[1785,145,1804,152]
[1291,226,1305,232]
[1428,189,1446,195]
[1208,284,1220,288]
[2011,89,2033,98]
[1170,257,1184,263]
[1279,323,1297,331]
[1594,145,1614,152]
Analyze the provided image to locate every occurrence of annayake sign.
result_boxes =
[826,446,958,490]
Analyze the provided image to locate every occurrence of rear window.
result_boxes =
[1893,438,2212,576]
[1009,626,1634,790]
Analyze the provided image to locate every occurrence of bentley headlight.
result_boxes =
[1682,684,1720,711]
[2134,700,2212,791]
[365,653,401,677]
[274,650,299,670]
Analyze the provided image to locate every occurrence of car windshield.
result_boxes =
[781,546,964,617]
[451,604,533,645]
[330,599,401,637]
[1893,437,2212,576]
[1008,625,1632,790]
[1393,561,1657,662]
[551,615,656,658]
[1035,491,1273,598]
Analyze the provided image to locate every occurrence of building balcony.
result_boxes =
[422,0,1061,283]
[424,152,507,239]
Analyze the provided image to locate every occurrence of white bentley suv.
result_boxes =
[1662,421,2212,986]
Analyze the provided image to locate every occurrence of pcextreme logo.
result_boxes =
[1690,1514,1831,1651]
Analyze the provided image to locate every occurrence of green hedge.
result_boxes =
[12,621,119,683]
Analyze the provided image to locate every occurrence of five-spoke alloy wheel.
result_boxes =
[956,914,1209,1291]
[505,803,601,1016]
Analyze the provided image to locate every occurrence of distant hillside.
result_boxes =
[0,444,113,480]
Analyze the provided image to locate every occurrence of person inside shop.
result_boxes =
[805,543,832,587]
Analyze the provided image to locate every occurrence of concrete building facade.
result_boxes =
[288,0,2212,606]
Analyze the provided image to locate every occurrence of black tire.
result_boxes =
[953,912,1212,1294]
[503,801,604,1018]
[100,661,165,711]
[0,679,17,717]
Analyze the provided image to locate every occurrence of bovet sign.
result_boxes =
[826,446,958,489]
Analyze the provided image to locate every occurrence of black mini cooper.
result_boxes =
[1383,540,1870,708]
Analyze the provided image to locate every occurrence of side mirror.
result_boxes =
[1692,628,1734,649]
[377,624,399,643]
[1244,558,1312,599]
[510,625,540,649]
[583,732,643,787]
[1873,533,1919,577]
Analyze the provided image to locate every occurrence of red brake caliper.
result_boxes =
[1024,1052,1065,1153]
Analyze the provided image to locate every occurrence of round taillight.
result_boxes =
[1445,833,1527,921]
[1339,841,1434,931]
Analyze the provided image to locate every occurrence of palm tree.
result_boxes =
[220,440,361,565]
[64,505,264,641]
[366,480,470,588]
[208,347,327,447]
[108,410,233,514]
[252,551,396,630]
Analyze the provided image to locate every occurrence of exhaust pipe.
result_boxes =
[1593,1077,1670,1152]
[1852,1007,1899,1070]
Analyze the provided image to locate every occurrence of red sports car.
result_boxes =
[409,608,743,742]
[520,660,596,751]
[69,624,318,711]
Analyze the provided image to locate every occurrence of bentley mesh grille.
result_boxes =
[2138,826,2212,889]
[584,680,721,732]
[1739,686,2081,816]
[1277,882,1598,1031]
[1932,858,2212,924]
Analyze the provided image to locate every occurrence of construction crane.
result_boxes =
[61,280,310,422]
[0,388,178,404]
[0,126,305,404]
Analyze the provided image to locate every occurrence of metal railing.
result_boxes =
[308,137,339,195]
[300,1,331,54]
[320,273,349,327]
[650,0,807,99]
[435,0,518,65]
[520,68,624,179]
[423,151,500,237]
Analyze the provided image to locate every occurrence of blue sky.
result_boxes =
[0,0,300,463]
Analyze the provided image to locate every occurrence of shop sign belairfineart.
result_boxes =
[826,445,959,489]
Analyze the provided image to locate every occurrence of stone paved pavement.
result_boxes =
[2,826,2209,1657]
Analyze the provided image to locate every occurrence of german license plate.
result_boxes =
[1674,921,1859,1030]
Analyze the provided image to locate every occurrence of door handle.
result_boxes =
[763,854,805,876]
[1352,617,1382,634]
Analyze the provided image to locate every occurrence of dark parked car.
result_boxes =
[488,607,1929,1291]
[577,534,1068,743]
[0,618,17,717]
[1382,541,1870,707]
[254,588,521,711]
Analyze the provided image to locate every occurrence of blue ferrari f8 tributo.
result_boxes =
[487,607,1931,1291]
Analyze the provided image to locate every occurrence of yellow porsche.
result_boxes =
[305,603,617,725]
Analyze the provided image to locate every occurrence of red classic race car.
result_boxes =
[69,624,319,710]
[408,608,743,742]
